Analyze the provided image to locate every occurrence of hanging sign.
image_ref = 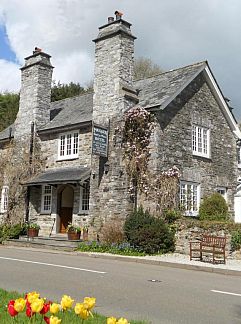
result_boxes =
[92,125,109,157]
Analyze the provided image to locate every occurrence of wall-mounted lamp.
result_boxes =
[104,162,110,174]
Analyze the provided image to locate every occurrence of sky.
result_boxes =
[0,0,241,120]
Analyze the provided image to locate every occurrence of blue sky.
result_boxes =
[0,24,16,62]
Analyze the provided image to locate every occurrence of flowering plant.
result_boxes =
[66,224,81,233]
[27,223,40,230]
[6,290,130,323]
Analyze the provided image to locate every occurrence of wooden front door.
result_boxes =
[59,207,73,233]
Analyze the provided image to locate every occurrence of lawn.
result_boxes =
[0,288,146,324]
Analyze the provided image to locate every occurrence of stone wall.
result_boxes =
[148,74,237,215]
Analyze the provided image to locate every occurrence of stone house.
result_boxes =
[0,13,241,236]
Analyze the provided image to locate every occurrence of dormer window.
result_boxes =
[192,125,210,158]
[58,131,79,160]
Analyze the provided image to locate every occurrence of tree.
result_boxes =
[134,57,163,80]
[0,92,19,132]
[51,81,92,102]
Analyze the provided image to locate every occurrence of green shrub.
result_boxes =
[163,209,182,224]
[0,223,26,243]
[124,207,175,254]
[231,230,241,251]
[199,193,229,221]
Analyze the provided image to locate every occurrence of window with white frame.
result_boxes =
[192,125,210,158]
[79,181,90,213]
[41,185,52,213]
[216,187,227,201]
[180,181,200,216]
[58,131,79,160]
[0,186,9,213]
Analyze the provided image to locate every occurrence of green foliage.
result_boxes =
[78,241,145,256]
[162,209,182,224]
[124,207,175,254]
[51,81,92,102]
[0,223,26,243]
[231,230,241,251]
[199,193,229,221]
[0,92,19,132]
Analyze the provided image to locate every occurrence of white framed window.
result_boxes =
[58,131,79,160]
[216,187,227,201]
[0,186,9,213]
[180,181,200,216]
[41,185,52,213]
[79,181,90,213]
[192,125,210,158]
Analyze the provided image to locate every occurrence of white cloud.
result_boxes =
[0,59,20,92]
[0,0,241,118]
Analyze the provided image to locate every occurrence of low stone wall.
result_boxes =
[175,226,241,260]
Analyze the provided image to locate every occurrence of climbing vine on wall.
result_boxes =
[121,105,181,214]
[0,136,45,223]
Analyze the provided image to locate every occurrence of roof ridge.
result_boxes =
[51,90,93,105]
[134,60,207,83]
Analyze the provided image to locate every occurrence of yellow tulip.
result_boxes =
[50,303,60,314]
[60,295,74,311]
[27,291,40,304]
[74,303,89,319]
[30,298,44,313]
[107,317,117,324]
[83,297,96,310]
[117,318,130,324]
[14,298,26,312]
[50,315,62,324]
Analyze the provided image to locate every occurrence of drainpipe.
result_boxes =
[25,121,35,223]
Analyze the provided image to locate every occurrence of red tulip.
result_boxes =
[26,305,34,318]
[7,300,18,317]
[40,302,50,315]
[44,316,50,324]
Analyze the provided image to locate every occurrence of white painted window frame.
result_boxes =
[41,185,52,214]
[58,131,79,160]
[216,187,227,201]
[0,186,9,213]
[192,125,210,158]
[79,181,90,214]
[180,181,200,217]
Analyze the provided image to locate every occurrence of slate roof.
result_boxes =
[0,124,14,141]
[135,61,206,109]
[39,91,93,132]
[25,166,90,186]
[0,61,207,140]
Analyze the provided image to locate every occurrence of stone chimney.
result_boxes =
[14,48,53,139]
[92,12,137,124]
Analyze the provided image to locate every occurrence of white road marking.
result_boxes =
[211,289,241,297]
[0,256,106,274]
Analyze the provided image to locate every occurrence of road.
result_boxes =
[0,246,241,324]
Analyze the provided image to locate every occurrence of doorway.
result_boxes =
[58,185,74,233]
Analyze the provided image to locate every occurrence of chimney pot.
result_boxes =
[108,16,114,24]
[33,47,42,54]
[114,11,123,20]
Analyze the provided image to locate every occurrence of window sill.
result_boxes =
[56,157,79,162]
[184,212,198,217]
[78,211,89,215]
[40,211,52,215]
[192,154,211,161]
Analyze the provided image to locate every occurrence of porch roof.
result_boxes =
[25,167,90,186]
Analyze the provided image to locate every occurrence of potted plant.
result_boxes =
[27,223,40,238]
[66,224,81,240]
[82,226,89,241]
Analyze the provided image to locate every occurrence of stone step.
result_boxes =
[3,236,82,251]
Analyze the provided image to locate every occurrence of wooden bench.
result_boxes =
[190,235,226,264]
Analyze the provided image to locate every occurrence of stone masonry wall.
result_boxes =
[148,74,237,215]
